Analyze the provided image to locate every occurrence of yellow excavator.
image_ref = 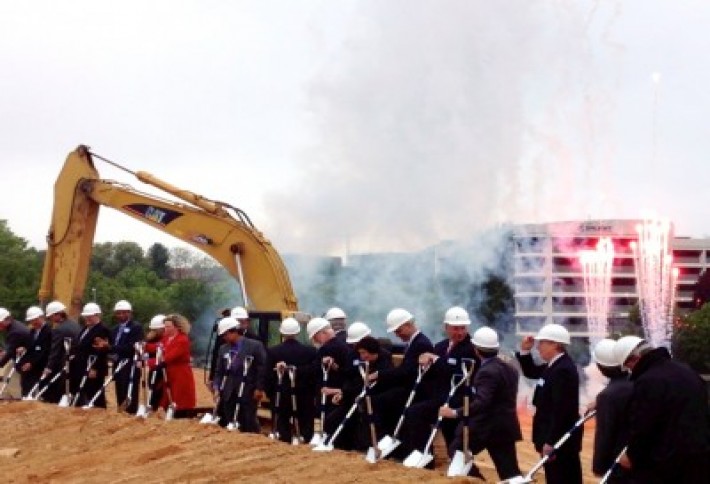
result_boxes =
[39,145,301,345]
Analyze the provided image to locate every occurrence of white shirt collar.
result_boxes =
[547,352,565,366]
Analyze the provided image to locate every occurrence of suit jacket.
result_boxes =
[0,320,31,368]
[312,335,351,390]
[24,323,53,377]
[592,374,633,475]
[460,356,522,445]
[110,319,144,362]
[626,348,710,471]
[516,351,581,452]
[214,337,268,397]
[46,319,81,373]
[420,335,479,406]
[377,331,434,389]
[266,338,318,400]
[342,348,393,400]
[70,322,112,382]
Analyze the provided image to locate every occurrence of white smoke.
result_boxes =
[264,0,623,256]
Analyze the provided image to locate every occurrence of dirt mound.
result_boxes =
[0,368,598,483]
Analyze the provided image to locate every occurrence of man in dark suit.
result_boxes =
[441,326,522,480]
[108,299,144,413]
[404,306,479,464]
[267,317,318,443]
[366,308,434,456]
[516,323,582,484]
[231,306,259,341]
[324,307,348,343]
[614,336,710,483]
[70,303,112,407]
[41,300,81,403]
[0,307,31,396]
[590,338,633,482]
[19,306,53,397]
[213,317,267,433]
[306,317,352,445]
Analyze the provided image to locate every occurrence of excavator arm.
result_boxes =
[40,145,298,321]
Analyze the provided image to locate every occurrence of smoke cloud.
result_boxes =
[264,0,622,256]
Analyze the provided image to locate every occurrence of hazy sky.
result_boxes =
[2,1,709,258]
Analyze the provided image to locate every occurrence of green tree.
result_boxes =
[673,304,710,373]
[147,242,170,279]
[0,220,43,317]
[476,274,514,331]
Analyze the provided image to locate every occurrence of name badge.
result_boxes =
[35,345,42,351]
[124,328,130,333]
[447,358,457,365]
[353,359,360,366]
[537,378,545,387]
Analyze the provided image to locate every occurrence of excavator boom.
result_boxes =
[40,146,298,321]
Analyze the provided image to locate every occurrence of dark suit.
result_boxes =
[592,374,633,480]
[370,331,434,455]
[0,319,31,368]
[266,338,318,443]
[405,335,478,455]
[21,323,52,396]
[70,322,111,408]
[214,337,267,433]
[625,348,710,483]
[44,319,81,403]
[449,356,522,480]
[516,351,582,484]
[110,319,144,413]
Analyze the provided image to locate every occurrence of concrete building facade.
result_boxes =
[512,219,710,337]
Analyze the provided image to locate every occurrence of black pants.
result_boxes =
[272,391,316,444]
[218,387,260,433]
[323,398,359,450]
[41,372,65,404]
[114,362,141,413]
[20,370,41,398]
[405,398,458,454]
[542,448,582,484]
[448,425,521,480]
[147,369,164,410]
[78,373,107,408]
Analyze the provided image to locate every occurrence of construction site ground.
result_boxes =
[0,368,597,483]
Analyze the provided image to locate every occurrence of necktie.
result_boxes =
[115,324,126,345]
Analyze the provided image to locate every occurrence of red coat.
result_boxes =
[146,333,196,410]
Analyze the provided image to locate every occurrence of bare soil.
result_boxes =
[0,368,598,483]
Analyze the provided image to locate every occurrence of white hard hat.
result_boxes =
[325,307,347,321]
[534,323,571,345]
[81,302,102,317]
[386,308,413,333]
[612,335,644,368]
[279,317,300,335]
[0,307,10,322]
[307,317,331,339]
[346,321,372,344]
[444,306,471,326]
[217,317,239,336]
[149,314,166,329]
[45,300,67,317]
[26,306,44,321]
[114,300,132,312]
[231,306,249,320]
[472,326,500,349]
[593,338,619,367]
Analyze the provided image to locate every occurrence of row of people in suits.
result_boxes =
[0,301,195,414]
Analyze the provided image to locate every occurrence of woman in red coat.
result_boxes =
[147,313,196,411]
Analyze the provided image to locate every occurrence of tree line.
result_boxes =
[0,220,234,351]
